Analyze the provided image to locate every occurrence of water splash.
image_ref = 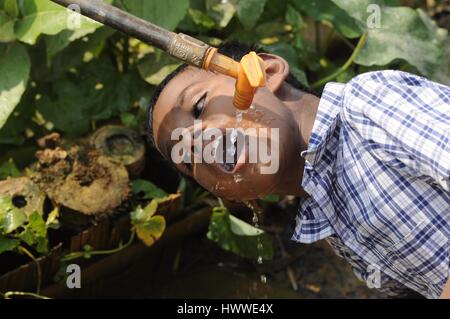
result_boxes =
[244,200,267,285]
[226,128,238,160]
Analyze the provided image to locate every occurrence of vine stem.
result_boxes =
[61,231,136,262]
[312,32,368,89]
[18,246,41,295]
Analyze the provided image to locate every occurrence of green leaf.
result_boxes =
[131,200,166,247]
[262,42,298,67]
[132,179,168,200]
[0,43,30,130]
[0,10,16,42]
[28,211,47,237]
[207,206,274,260]
[135,215,165,247]
[236,0,267,30]
[15,0,105,45]
[0,196,27,234]
[261,194,280,203]
[0,158,20,179]
[291,0,362,39]
[18,211,49,254]
[137,51,181,86]
[1,0,19,17]
[37,57,150,136]
[45,25,101,65]
[0,234,19,254]
[332,0,449,84]
[121,0,189,31]
[131,200,159,224]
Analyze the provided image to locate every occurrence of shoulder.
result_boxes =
[339,70,450,124]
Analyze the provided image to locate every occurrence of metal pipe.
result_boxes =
[51,0,212,68]
[52,0,174,50]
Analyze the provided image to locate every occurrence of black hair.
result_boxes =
[146,42,315,150]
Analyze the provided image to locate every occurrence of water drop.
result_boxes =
[260,274,267,284]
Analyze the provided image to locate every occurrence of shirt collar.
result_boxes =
[301,82,345,169]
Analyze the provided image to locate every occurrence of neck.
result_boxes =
[275,82,320,197]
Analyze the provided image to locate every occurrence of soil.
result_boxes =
[32,146,130,216]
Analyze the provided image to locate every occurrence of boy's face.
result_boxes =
[152,62,302,201]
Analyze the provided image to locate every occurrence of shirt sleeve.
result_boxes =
[340,70,450,192]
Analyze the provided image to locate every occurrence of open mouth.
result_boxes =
[210,129,246,174]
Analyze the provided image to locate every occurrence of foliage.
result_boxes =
[131,198,166,247]
[0,196,59,255]
[0,158,20,179]
[207,206,274,260]
[132,179,168,200]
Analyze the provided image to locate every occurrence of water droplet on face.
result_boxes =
[233,174,243,183]
[236,110,243,123]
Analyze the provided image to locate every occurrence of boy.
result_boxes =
[147,43,450,299]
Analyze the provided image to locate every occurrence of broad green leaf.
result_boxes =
[262,42,298,67]
[0,10,15,42]
[138,52,181,86]
[207,206,274,260]
[135,215,165,247]
[15,0,104,45]
[0,158,20,179]
[0,43,30,130]
[0,196,27,234]
[291,0,362,39]
[132,179,168,200]
[1,0,19,17]
[236,0,267,30]
[121,0,189,31]
[332,0,449,84]
[37,57,150,135]
[0,234,19,254]
[45,24,102,65]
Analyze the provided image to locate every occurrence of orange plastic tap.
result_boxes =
[203,48,266,110]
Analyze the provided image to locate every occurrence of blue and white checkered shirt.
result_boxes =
[293,71,450,299]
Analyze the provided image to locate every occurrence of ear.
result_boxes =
[258,53,290,93]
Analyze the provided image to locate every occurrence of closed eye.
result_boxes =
[193,93,207,118]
